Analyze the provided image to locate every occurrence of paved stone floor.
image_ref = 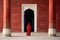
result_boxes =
[0,32,60,40]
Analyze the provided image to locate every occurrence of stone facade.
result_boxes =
[0,0,60,32]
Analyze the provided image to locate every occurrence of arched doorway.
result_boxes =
[22,4,37,32]
[24,9,34,32]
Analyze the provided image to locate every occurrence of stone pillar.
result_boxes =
[48,0,56,36]
[2,0,11,36]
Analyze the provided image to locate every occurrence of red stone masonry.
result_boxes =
[0,0,60,32]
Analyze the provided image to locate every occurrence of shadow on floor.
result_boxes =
[56,35,60,37]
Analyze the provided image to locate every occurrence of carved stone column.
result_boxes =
[48,0,56,36]
[2,0,11,36]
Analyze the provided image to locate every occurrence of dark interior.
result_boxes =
[24,9,34,32]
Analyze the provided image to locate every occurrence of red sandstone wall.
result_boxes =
[0,0,60,32]
[56,0,60,32]
[0,0,3,32]
[11,0,49,32]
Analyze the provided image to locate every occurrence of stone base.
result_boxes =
[48,28,56,36]
[2,28,11,36]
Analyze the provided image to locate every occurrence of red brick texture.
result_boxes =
[56,0,60,32]
[11,0,49,32]
[0,0,60,32]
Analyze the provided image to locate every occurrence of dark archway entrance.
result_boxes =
[24,9,34,32]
